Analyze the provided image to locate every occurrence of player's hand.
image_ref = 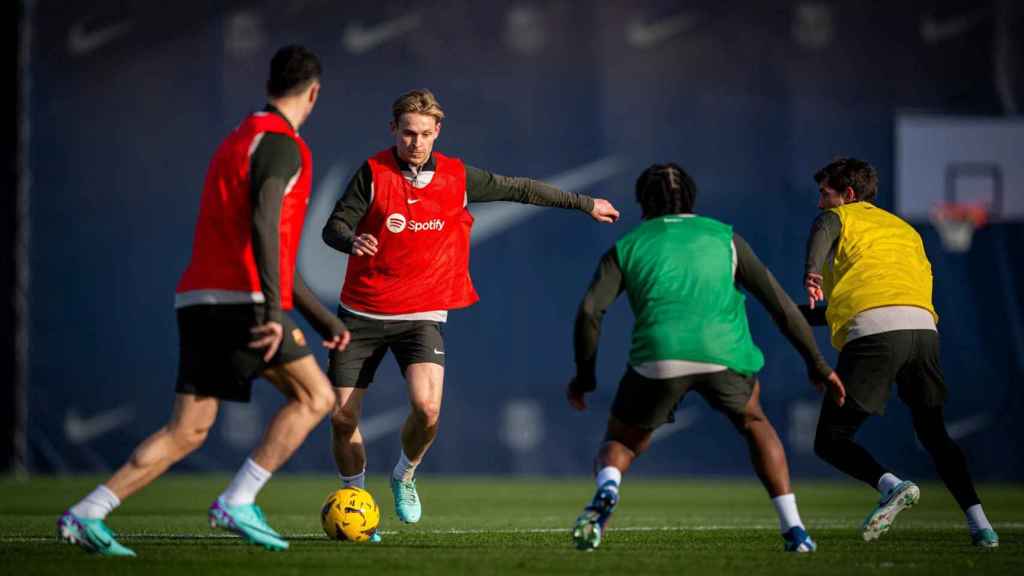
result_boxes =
[805,272,824,309]
[322,329,351,351]
[250,321,284,362]
[812,371,846,407]
[590,198,620,223]
[566,378,590,411]
[352,233,379,256]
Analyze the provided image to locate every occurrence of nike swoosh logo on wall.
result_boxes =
[358,406,410,443]
[626,11,698,48]
[341,14,422,54]
[945,413,992,441]
[67,19,134,57]
[919,11,986,44]
[913,412,992,450]
[470,156,627,245]
[649,408,699,443]
[64,405,136,444]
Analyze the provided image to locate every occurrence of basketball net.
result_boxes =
[929,203,988,253]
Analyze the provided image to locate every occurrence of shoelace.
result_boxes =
[397,481,418,505]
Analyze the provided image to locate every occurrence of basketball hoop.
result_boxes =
[929,202,988,253]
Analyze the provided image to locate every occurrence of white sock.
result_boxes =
[69,485,120,520]
[966,504,992,532]
[340,469,366,489]
[392,450,417,482]
[220,458,272,506]
[877,472,902,495]
[771,493,804,533]
[595,466,622,494]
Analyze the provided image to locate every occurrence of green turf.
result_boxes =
[1,475,1021,575]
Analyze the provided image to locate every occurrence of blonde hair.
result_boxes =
[392,89,445,123]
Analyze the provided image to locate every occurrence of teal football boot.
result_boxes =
[390,477,422,523]
[862,481,920,541]
[971,528,999,548]
[57,510,136,557]
[208,497,288,551]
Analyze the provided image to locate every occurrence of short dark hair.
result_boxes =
[814,157,878,202]
[636,163,697,219]
[266,45,321,99]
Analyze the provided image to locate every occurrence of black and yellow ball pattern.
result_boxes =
[321,487,381,542]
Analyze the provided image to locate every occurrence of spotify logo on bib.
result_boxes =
[385,213,446,233]
[386,213,407,233]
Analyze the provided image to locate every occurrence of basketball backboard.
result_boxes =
[895,115,1024,223]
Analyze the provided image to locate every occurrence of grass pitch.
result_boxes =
[1,475,1021,575]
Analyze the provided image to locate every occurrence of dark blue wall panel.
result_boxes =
[28,0,1023,479]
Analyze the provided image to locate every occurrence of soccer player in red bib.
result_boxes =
[322,89,620,528]
[57,46,348,556]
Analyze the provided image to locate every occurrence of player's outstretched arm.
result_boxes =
[589,198,620,223]
[465,165,619,223]
[293,273,350,351]
[569,247,625,411]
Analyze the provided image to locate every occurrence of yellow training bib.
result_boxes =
[823,203,938,349]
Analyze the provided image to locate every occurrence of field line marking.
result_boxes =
[6,521,1024,543]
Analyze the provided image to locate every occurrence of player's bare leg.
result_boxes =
[249,355,336,470]
[209,355,335,551]
[58,394,219,556]
[728,381,814,552]
[596,416,654,474]
[330,386,369,482]
[400,362,444,463]
[105,394,220,500]
[330,386,381,541]
[574,418,653,550]
[729,381,790,497]
[390,362,443,523]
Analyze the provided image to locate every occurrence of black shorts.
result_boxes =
[175,304,312,402]
[328,308,445,389]
[837,329,947,415]
[611,366,756,430]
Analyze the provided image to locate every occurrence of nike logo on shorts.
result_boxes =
[433,348,444,355]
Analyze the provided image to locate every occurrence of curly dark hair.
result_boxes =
[635,163,697,219]
[813,157,878,202]
[266,45,321,99]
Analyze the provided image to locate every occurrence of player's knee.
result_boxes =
[308,385,336,418]
[172,424,210,454]
[630,437,651,457]
[739,410,764,433]
[331,403,360,434]
[411,400,441,427]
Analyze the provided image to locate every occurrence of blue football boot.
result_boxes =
[572,481,619,551]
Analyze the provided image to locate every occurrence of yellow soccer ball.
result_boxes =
[321,487,380,542]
